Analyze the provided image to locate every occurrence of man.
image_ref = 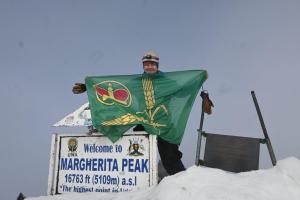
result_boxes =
[72,51,185,175]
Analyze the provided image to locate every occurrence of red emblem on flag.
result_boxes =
[95,81,131,107]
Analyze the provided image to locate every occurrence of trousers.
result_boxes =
[157,137,185,175]
[133,124,185,175]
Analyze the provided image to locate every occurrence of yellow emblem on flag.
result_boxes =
[102,78,168,130]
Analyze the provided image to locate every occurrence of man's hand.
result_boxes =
[72,83,86,94]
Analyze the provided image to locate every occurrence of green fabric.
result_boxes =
[85,70,207,144]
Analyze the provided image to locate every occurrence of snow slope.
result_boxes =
[28,157,300,200]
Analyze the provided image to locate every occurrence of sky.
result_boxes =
[1,0,300,199]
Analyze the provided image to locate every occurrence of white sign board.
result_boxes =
[48,132,157,194]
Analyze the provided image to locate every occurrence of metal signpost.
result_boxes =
[195,91,277,170]
[47,132,157,195]
[251,91,277,166]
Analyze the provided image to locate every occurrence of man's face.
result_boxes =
[143,61,158,74]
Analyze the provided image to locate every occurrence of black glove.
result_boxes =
[72,83,86,94]
[200,91,214,115]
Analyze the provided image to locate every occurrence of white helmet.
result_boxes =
[142,51,159,66]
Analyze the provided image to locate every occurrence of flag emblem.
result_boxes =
[95,80,132,107]
[101,78,168,131]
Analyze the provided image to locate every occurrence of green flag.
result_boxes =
[85,70,207,144]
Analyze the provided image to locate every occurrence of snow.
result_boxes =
[28,157,300,200]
